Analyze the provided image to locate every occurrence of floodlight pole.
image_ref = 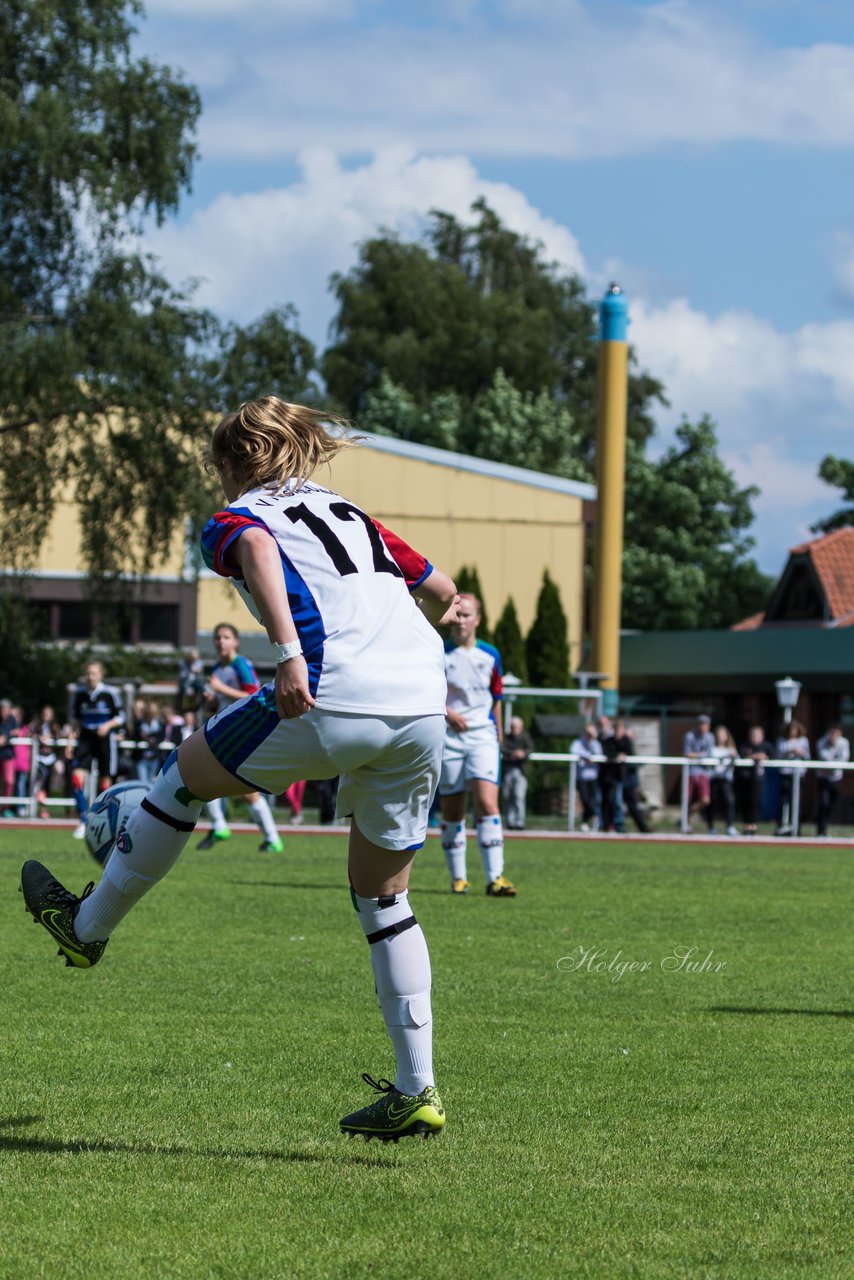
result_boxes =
[591,284,629,718]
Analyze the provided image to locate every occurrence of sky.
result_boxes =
[135,0,854,574]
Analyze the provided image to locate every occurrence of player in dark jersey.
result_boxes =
[68,661,125,838]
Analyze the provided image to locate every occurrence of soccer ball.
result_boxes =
[84,780,150,867]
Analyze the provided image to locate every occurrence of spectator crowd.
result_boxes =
[1,673,852,838]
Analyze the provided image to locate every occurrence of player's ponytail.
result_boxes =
[206,397,359,495]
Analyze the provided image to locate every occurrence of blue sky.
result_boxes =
[135,0,854,573]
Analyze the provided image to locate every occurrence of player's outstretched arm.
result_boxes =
[414,569,458,626]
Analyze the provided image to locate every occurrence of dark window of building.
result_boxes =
[27,601,53,641]
[58,601,92,640]
[139,604,178,645]
[96,603,133,645]
[768,564,824,623]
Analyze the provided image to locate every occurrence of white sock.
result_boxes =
[206,797,228,832]
[249,796,279,843]
[440,820,467,882]
[74,755,203,942]
[353,889,433,1095]
[476,815,504,883]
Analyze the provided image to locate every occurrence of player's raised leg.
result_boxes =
[21,730,246,967]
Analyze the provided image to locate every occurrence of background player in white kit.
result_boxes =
[439,594,517,896]
[22,396,458,1144]
[197,621,283,853]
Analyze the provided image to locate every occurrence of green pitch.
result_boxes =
[2,829,850,1279]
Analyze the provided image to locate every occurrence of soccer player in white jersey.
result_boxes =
[439,594,517,896]
[21,396,458,1144]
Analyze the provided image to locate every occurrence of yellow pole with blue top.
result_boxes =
[591,283,628,718]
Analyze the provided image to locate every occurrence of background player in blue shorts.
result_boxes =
[197,621,283,852]
[439,594,517,896]
[22,396,458,1143]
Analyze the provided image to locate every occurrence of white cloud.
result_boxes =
[630,296,854,566]
[146,148,586,338]
[141,3,854,161]
[146,149,854,572]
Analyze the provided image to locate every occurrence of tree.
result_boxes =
[324,200,666,461]
[526,571,570,687]
[812,455,854,533]
[493,597,528,683]
[213,306,318,410]
[0,0,212,579]
[621,419,774,630]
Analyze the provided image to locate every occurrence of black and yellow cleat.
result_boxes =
[450,878,470,895]
[340,1074,445,1143]
[486,874,517,896]
[20,860,107,969]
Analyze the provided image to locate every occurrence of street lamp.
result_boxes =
[774,677,802,724]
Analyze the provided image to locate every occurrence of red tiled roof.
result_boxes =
[731,611,764,631]
[788,526,854,620]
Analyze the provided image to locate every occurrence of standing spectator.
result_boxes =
[282,780,307,825]
[134,699,164,786]
[0,699,20,815]
[439,593,516,896]
[598,728,624,833]
[613,717,650,833]
[739,725,774,835]
[683,714,715,834]
[13,705,32,805]
[709,725,739,836]
[178,649,207,714]
[315,776,339,825]
[501,715,534,831]
[68,660,126,837]
[815,724,850,837]
[775,719,810,837]
[33,705,61,819]
[571,721,601,832]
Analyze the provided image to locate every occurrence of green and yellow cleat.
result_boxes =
[340,1074,445,1143]
[20,860,108,969]
[486,874,517,896]
[450,878,470,895]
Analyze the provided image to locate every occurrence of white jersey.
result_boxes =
[201,482,446,716]
[444,639,503,733]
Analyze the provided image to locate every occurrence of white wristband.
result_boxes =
[273,640,303,664]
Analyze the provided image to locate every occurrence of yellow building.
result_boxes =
[12,435,595,671]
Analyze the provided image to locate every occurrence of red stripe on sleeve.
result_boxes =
[371,520,430,588]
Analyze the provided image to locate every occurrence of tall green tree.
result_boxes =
[493,597,528,683]
[213,306,318,410]
[324,200,665,460]
[621,418,774,630]
[0,0,212,578]
[526,571,570,687]
[811,455,854,533]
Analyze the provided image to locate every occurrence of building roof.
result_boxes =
[621,627,854,694]
[734,526,854,630]
[357,432,596,501]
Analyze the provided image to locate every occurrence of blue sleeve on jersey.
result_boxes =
[201,508,273,578]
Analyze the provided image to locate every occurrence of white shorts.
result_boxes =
[439,722,500,795]
[204,691,445,852]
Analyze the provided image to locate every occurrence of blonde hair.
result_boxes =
[206,397,357,494]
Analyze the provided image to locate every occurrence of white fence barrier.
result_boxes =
[529,751,854,835]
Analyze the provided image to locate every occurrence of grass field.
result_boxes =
[2,828,851,1279]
